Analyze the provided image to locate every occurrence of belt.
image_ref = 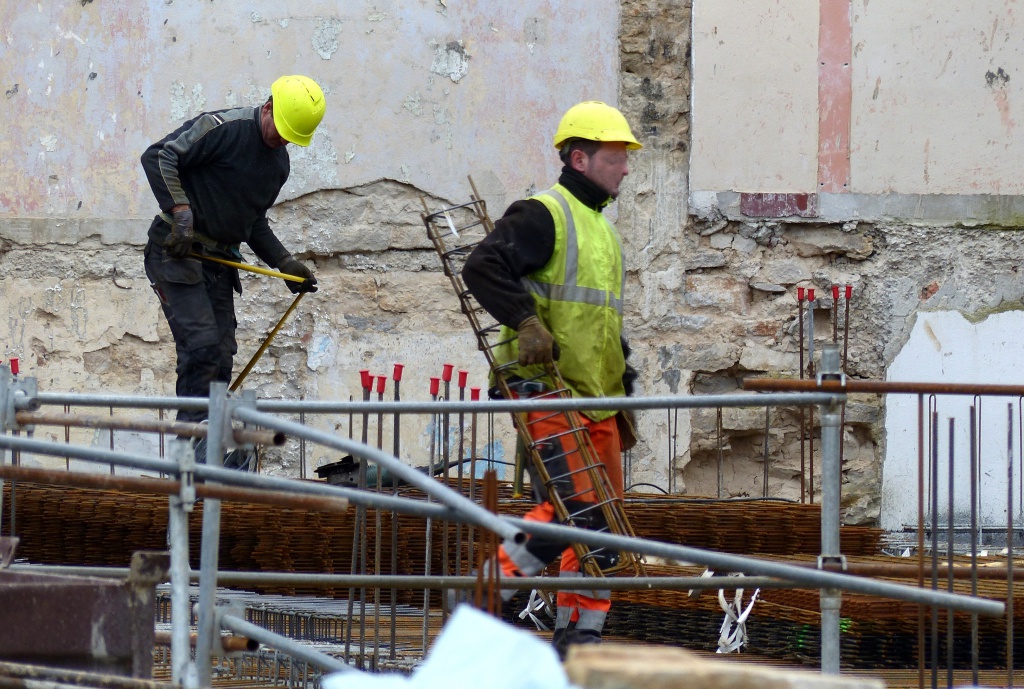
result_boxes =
[156,213,241,258]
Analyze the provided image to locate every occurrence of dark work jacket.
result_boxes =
[141,106,290,267]
[462,166,611,329]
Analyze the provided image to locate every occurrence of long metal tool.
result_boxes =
[230,292,305,392]
[189,253,306,283]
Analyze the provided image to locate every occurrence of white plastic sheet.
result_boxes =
[323,605,577,689]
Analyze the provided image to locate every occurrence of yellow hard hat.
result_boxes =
[552,101,642,151]
[270,75,326,147]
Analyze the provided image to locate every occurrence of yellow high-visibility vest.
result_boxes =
[495,183,625,421]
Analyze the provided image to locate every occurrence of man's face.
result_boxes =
[260,101,289,149]
[577,141,630,199]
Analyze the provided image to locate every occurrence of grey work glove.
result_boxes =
[278,255,318,294]
[164,207,195,260]
[516,315,559,366]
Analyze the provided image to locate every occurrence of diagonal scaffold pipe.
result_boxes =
[232,406,525,544]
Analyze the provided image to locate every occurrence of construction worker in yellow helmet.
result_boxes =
[461,101,642,657]
[141,75,326,463]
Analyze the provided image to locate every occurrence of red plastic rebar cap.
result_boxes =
[393,363,404,381]
[359,369,372,389]
[845,284,853,298]
[808,288,815,301]
[832,285,839,300]
[441,363,454,382]
[376,376,386,393]
[430,377,441,396]
[470,387,481,401]
[797,287,805,301]
[9,358,18,375]
[458,370,468,387]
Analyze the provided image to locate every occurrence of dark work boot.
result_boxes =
[552,623,601,660]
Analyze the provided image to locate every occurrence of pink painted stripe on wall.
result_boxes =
[818,0,852,193]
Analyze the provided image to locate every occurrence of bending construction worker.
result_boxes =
[142,75,324,431]
[461,101,641,657]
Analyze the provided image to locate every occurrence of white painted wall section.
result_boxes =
[690,0,820,193]
[851,0,1024,195]
[882,310,1024,530]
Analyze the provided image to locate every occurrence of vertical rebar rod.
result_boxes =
[390,365,402,661]
[763,407,770,499]
[467,388,480,582]
[373,378,385,669]
[422,381,439,654]
[917,393,926,689]
[455,372,468,598]
[970,406,979,686]
[716,407,724,499]
[299,400,306,480]
[930,409,939,689]
[669,408,679,494]
[65,403,71,470]
[109,406,115,475]
[976,395,984,543]
[1007,402,1015,689]
[798,288,806,503]
[808,293,816,505]
[344,375,371,664]
[946,418,955,689]
[440,367,452,622]
[196,381,228,686]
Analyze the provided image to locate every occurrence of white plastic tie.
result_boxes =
[517,589,553,631]
[715,576,759,654]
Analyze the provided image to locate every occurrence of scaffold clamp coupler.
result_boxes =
[171,437,196,511]
[2,375,40,432]
[817,554,848,571]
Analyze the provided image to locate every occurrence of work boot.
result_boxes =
[192,437,255,471]
[551,623,601,660]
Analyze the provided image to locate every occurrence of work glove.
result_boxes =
[278,255,318,294]
[616,409,639,451]
[516,315,559,366]
[164,207,195,260]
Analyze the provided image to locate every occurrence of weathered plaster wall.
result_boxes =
[690,0,819,192]
[0,1,621,477]
[4,0,1024,531]
[690,0,1024,197]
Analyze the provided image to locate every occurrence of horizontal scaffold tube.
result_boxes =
[219,614,351,673]
[30,391,843,414]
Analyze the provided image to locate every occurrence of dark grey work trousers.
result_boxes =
[144,240,238,423]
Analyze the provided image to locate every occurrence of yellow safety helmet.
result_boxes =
[552,101,642,151]
[270,75,326,147]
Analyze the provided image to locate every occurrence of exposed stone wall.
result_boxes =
[614,0,1024,527]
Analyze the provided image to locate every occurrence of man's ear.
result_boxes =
[569,147,588,172]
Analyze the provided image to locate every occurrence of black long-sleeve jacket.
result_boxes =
[462,166,612,329]
[141,106,290,267]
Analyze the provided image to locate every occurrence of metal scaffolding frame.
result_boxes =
[0,362,1012,688]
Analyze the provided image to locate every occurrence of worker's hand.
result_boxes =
[164,207,195,260]
[516,315,558,366]
[278,255,318,294]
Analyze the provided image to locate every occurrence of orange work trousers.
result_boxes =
[498,410,622,624]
